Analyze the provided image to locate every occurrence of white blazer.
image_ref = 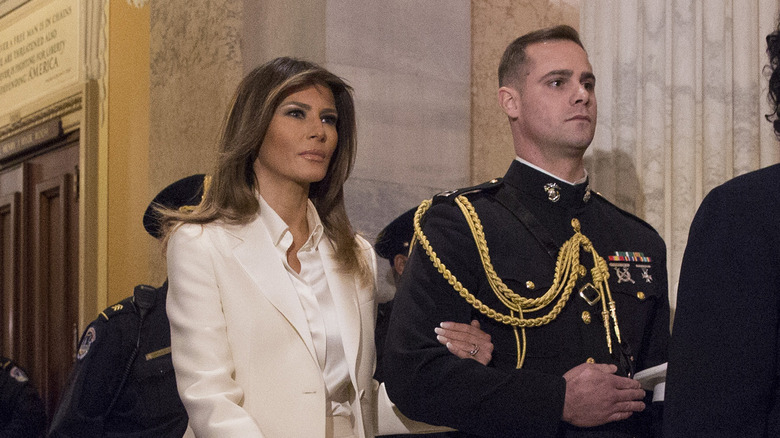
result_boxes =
[166,213,436,438]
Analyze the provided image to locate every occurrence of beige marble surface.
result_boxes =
[242,1,327,69]
[325,1,471,299]
[148,0,244,280]
[327,1,471,238]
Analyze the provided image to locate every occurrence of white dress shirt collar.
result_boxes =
[257,195,324,251]
[515,156,589,185]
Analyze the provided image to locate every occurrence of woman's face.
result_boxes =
[254,84,338,190]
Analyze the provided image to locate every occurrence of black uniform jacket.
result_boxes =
[0,357,45,438]
[49,282,188,438]
[664,163,780,437]
[383,161,670,437]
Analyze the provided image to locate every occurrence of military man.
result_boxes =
[48,175,207,437]
[374,208,493,438]
[383,25,669,437]
[373,207,494,381]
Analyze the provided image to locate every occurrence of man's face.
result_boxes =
[511,40,597,158]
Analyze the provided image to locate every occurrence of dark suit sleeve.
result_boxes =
[383,201,565,438]
[664,183,780,437]
[0,371,46,438]
[48,320,127,438]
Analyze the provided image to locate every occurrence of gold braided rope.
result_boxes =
[413,195,623,368]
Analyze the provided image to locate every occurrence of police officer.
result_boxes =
[374,208,417,287]
[48,174,208,437]
[373,207,416,384]
[382,25,669,437]
[0,356,46,438]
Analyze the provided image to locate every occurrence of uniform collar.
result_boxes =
[515,157,588,185]
[504,160,592,208]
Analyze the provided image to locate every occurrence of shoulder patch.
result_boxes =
[433,178,503,204]
[591,192,659,234]
[99,296,135,321]
[77,326,97,360]
[9,366,28,382]
[2,359,29,383]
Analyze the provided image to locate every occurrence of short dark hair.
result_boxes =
[498,25,584,88]
[766,18,780,138]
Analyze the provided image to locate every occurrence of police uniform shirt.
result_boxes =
[383,160,670,438]
[0,357,46,438]
[49,283,188,438]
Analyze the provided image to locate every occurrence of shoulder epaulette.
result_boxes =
[99,296,136,321]
[591,192,660,234]
[433,178,503,204]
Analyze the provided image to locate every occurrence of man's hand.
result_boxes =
[562,362,646,427]
[435,320,494,365]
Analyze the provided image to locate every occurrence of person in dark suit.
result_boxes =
[663,18,780,438]
[383,25,669,437]
[47,174,207,438]
[373,208,493,438]
[372,208,418,385]
[0,356,45,438]
[373,207,494,385]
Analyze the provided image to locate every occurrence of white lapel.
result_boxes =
[228,217,319,364]
[319,237,362,385]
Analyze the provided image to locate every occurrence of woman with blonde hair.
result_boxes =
[162,57,491,438]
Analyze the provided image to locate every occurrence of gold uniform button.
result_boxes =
[581,311,591,324]
[586,357,595,364]
[637,291,646,300]
[526,281,535,290]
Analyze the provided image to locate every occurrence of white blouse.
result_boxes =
[257,195,352,419]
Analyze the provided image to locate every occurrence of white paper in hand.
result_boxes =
[633,362,667,401]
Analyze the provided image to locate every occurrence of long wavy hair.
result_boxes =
[161,57,369,282]
[766,18,780,138]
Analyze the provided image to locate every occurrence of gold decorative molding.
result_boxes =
[0,93,82,142]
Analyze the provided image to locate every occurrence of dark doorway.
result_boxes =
[0,127,80,423]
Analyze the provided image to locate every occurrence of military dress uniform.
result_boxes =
[0,357,45,438]
[48,283,188,437]
[383,160,669,437]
